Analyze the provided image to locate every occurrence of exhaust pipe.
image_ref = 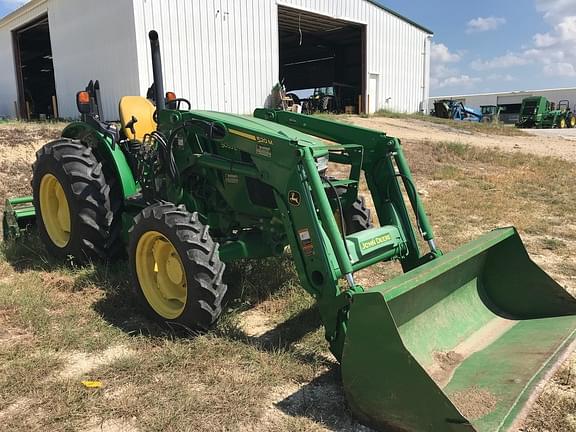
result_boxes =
[148,30,165,110]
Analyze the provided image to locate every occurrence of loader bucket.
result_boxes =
[342,227,576,432]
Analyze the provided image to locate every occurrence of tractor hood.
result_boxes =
[190,110,327,151]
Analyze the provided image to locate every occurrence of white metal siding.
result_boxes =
[132,0,278,114]
[132,0,430,114]
[0,0,140,120]
[0,0,48,118]
[0,0,431,118]
[48,0,140,120]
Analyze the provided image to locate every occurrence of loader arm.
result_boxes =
[252,109,576,432]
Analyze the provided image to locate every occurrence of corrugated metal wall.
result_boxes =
[132,0,431,114]
[0,0,140,120]
[0,0,431,118]
[132,0,278,114]
[0,0,48,118]
[48,0,140,120]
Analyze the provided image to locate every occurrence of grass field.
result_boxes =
[0,121,574,431]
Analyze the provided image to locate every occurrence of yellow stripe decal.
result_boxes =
[229,128,257,141]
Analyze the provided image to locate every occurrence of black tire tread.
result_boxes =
[128,202,227,329]
[32,138,122,260]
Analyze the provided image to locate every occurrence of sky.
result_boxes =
[1,0,575,97]
[380,0,576,96]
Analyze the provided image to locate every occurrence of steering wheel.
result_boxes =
[167,98,191,111]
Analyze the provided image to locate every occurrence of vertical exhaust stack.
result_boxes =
[148,30,165,110]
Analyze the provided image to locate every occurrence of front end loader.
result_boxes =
[4,31,576,431]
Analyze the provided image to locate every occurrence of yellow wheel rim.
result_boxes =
[560,118,566,128]
[135,231,187,319]
[571,117,576,128]
[39,174,71,248]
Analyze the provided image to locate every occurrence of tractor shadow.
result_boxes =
[274,369,377,432]
[4,236,372,429]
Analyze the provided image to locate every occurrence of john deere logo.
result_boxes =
[288,191,301,206]
[360,234,392,251]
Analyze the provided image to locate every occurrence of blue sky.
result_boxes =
[2,0,575,96]
[381,0,576,96]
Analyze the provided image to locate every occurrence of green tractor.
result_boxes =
[480,105,503,123]
[4,31,576,432]
[516,96,575,129]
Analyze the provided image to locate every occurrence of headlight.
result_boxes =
[316,155,329,172]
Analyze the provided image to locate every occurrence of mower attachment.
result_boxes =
[342,227,576,432]
[3,196,36,240]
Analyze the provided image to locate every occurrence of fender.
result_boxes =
[62,122,138,199]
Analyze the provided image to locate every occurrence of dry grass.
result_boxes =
[0,122,574,431]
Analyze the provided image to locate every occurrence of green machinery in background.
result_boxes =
[516,95,576,129]
[480,105,503,123]
[4,31,576,432]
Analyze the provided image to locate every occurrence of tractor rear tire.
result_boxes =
[345,194,373,234]
[32,139,122,261]
[128,202,227,330]
[332,186,373,234]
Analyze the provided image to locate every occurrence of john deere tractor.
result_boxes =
[516,96,575,128]
[4,31,576,432]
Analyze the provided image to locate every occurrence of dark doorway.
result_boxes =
[13,15,57,120]
[278,6,366,114]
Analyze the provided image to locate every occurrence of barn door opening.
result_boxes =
[13,14,57,120]
[278,6,366,114]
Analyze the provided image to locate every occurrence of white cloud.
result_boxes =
[487,74,515,82]
[465,1,576,79]
[536,0,576,23]
[429,43,481,91]
[471,53,530,70]
[533,32,557,47]
[431,43,461,63]
[433,75,481,90]
[527,3,576,78]
[543,62,576,76]
[466,16,506,33]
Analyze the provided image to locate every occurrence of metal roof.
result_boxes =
[431,87,576,99]
[365,0,433,34]
[0,0,46,29]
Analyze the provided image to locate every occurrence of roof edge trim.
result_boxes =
[0,0,48,29]
[365,0,433,34]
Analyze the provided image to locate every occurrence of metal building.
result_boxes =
[0,0,433,121]
[429,87,576,124]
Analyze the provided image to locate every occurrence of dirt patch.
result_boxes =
[239,309,276,337]
[85,418,140,432]
[249,381,376,432]
[58,345,134,380]
[451,387,498,420]
[430,351,464,385]
[0,397,32,421]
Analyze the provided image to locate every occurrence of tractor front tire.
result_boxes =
[128,202,227,330]
[32,139,121,261]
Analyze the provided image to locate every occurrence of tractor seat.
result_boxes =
[119,96,156,142]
